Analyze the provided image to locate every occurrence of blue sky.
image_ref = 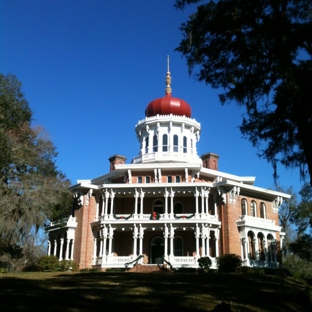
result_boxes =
[0,0,304,194]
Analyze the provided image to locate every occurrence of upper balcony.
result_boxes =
[236,215,281,232]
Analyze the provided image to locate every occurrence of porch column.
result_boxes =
[104,189,110,219]
[214,193,218,217]
[215,230,219,257]
[134,189,139,216]
[101,193,105,218]
[101,226,108,265]
[200,187,205,216]
[163,223,169,260]
[263,239,268,261]
[158,169,162,183]
[201,224,206,256]
[93,236,97,265]
[254,238,259,260]
[70,239,75,260]
[47,240,51,256]
[185,168,188,182]
[140,188,145,219]
[133,225,138,257]
[109,190,115,219]
[108,226,114,255]
[164,188,169,218]
[241,237,247,260]
[65,238,70,260]
[169,188,175,218]
[154,169,158,183]
[195,223,200,260]
[59,238,64,261]
[206,227,210,257]
[169,224,175,261]
[194,188,200,218]
[53,240,57,256]
[205,188,210,215]
[138,224,144,263]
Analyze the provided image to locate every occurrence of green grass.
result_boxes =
[0,271,311,311]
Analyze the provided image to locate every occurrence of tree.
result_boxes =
[175,0,312,185]
[0,73,71,249]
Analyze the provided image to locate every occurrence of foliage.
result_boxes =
[59,260,79,272]
[0,268,9,274]
[283,254,312,281]
[175,0,312,185]
[37,255,59,272]
[289,234,312,262]
[197,256,212,271]
[217,254,242,273]
[0,73,72,249]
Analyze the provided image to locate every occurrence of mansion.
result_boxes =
[48,63,290,271]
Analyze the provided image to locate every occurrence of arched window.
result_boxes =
[250,201,257,217]
[241,199,247,215]
[153,134,158,152]
[176,175,180,183]
[146,176,150,183]
[138,176,142,183]
[145,137,149,153]
[162,134,168,152]
[183,136,187,153]
[174,237,183,256]
[168,176,172,183]
[260,202,266,218]
[173,134,178,152]
[257,233,265,261]
[248,231,256,260]
[153,200,164,214]
[174,202,183,214]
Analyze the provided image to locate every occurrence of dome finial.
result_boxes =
[165,55,172,95]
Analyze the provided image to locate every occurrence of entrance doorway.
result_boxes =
[150,236,164,264]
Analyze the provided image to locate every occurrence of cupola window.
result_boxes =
[162,134,168,152]
[153,134,158,152]
[183,136,187,153]
[173,134,178,152]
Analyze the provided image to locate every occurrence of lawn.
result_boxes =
[0,271,311,311]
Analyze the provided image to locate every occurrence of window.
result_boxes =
[241,199,247,215]
[174,237,183,256]
[168,176,172,183]
[174,202,182,214]
[183,136,187,153]
[153,200,164,214]
[173,134,178,152]
[153,134,158,152]
[251,201,257,217]
[260,202,266,218]
[145,137,149,153]
[162,134,168,152]
[176,175,180,183]
[190,139,193,153]
[146,176,150,183]
[138,176,142,183]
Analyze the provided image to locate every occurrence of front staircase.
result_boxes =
[127,264,169,273]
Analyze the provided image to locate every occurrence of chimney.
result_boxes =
[201,152,219,170]
[109,154,126,172]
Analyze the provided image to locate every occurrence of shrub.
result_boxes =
[37,255,59,272]
[197,257,212,272]
[217,254,241,273]
[59,260,79,272]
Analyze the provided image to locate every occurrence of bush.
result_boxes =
[197,257,212,272]
[59,260,79,272]
[37,255,59,272]
[282,254,312,281]
[217,254,241,273]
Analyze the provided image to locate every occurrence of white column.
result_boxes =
[215,230,219,257]
[255,238,259,260]
[93,236,97,265]
[170,188,175,218]
[65,238,70,260]
[95,194,99,220]
[158,169,162,183]
[164,188,169,218]
[108,226,113,255]
[134,188,139,216]
[154,169,158,183]
[200,187,205,216]
[104,189,110,219]
[59,238,64,261]
[194,188,199,218]
[48,241,51,256]
[205,188,210,215]
[139,224,144,263]
[169,224,175,261]
[133,225,138,257]
[201,224,206,256]
[195,224,200,260]
[53,240,57,256]
[140,188,145,219]
[109,190,115,219]
[185,168,188,182]
[241,237,247,260]
[101,226,108,265]
[70,239,75,260]
[263,239,268,262]
[164,223,169,261]
[206,227,210,257]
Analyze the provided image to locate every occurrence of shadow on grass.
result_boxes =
[0,272,311,311]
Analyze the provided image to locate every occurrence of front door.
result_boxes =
[150,236,164,264]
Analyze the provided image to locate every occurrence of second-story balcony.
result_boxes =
[236,215,281,232]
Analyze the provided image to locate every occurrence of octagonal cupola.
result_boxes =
[132,57,201,164]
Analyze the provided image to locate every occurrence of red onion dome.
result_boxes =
[145,94,192,117]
